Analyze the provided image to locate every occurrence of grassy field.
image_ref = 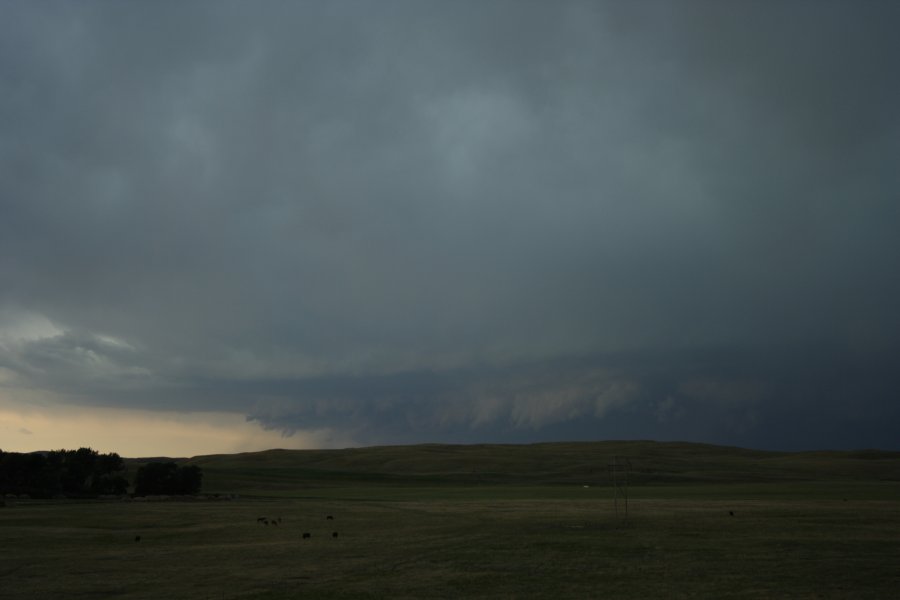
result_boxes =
[2,441,899,599]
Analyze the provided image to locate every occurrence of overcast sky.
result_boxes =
[2,1,899,456]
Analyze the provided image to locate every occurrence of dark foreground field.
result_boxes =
[2,441,899,599]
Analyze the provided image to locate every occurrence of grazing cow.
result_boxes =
[332,532,338,538]
[134,535,141,542]
[302,532,311,539]
[326,515,334,520]
[729,511,734,517]
[272,520,278,526]
[257,517,267,523]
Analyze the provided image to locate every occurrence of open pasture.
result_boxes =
[2,486,899,599]
[2,442,899,598]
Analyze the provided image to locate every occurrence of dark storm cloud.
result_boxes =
[1,1,899,449]
[243,343,900,450]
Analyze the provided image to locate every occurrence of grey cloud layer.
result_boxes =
[2,1,899,449]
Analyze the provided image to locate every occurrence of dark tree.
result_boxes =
[133,462,202,496]
[91,452,127,495]
[174,465,203,495]
[0,451,50,497]
[54,447,97,495]
[133,462,178,496]
[0,448,129,498]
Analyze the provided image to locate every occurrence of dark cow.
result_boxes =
[332,532,339,538]
[326,515,334,520]
[134,535,141,542]
[302,532,311,539]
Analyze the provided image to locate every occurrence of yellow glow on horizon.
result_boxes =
[0,400,349,458]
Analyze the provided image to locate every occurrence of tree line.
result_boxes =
[0,447,202,499]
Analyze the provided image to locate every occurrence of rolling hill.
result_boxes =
[126,441,900,495]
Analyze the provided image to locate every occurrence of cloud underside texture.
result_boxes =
[1,1,899,450]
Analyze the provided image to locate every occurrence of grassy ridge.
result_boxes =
[165,441,900,495]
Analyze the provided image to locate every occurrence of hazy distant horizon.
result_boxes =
[12,435,900,463]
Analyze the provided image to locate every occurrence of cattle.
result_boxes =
[134,535,141,542]
[729,511,734,517]
[332,532,338,538]
[257,517,267,524]
[326,515,334,520]
[302,532,311,539]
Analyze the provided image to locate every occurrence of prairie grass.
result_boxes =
[3,442,899,599]
[2,486,899,598]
